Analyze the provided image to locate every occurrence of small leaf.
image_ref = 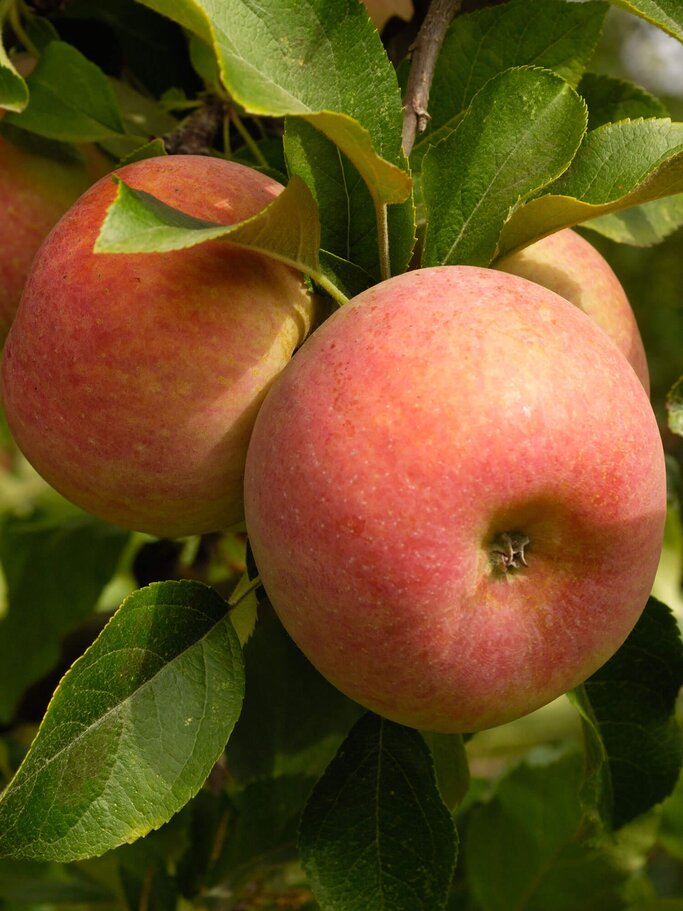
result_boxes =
[3,42,127,142]
[569,598,683,829]
[0,580,245,861]
[415,0,606,161]
[422,66,587,267]
[667,377,683,436]
[583,194,683,246]
[0,507,130,725]
[498,118,683,257]
[95,174,348,304]
[299,712,457,911]
[579,72,668,131]
[0,48,29,114]
[609,0,683,42]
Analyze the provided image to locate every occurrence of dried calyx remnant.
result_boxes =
[489,531,530,574]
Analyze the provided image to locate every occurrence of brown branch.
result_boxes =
[401,0,463,157]
[163,97,227,156]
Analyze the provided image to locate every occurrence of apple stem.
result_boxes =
[489,531,530,574]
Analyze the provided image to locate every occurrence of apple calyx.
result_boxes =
[489,531,530,574]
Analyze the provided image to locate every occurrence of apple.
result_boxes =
[497,228,650,391]
[2,155,316,538]
[0,136,95,341]
[244,266,666,733]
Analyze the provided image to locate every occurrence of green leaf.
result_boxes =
[579,72,668,131]
[422,67,587,267]
[667,376,683,436]
[414,0,605,162]
[609,0,683,42]
[95,174,349,304]
[226,606,361,783]
[215,775,315,886]
[583,194,683,246]
[0,580,245,862]
[421,732,471,812]
[285,118,416,294]
[0,508,129,725]
[0,858,115,904]
[498,118,683,257]
[0,49,29,114]
[299,713,457,911]
[658,773,683,861]
[284,118,382,295]
[465,750,639,911]
[569,598,683,829]
[3,41,127,142]
[134,0,410,206]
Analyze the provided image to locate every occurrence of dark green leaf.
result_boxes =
[609,0,683,42]
[300,713,457,911]
[499,118,683,256]
[415,0,606,162]
[226,606,361,783]
[215,775,315,887]
[579,72,668,131]
[667,377,683,436]
[284,118,382,295]
[0,508,129,725]
[422,67,587,267]
[570,598,683,829]
[285,117,416,293]
[0,580,245,861]
[465,751,639,911]
[4,42,128,142]
[0,858,115,904]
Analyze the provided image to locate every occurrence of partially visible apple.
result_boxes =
[244,266,666,733]
[497,228,649,391]
[0,54,111,340]
[0,137,95,341]
[2,155,316,538]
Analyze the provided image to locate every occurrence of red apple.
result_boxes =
[244,266,666,733]
[2,155,316,538]
[497,228,650,392]
[0,136,94,340]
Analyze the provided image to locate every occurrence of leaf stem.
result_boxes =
[402,0,463,157]
[376,202,391,282]
[227,574,262,609]
[6,0,39,58]
[229,108,269,169]
[313,272,350,307]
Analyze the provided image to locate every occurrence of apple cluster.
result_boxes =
[1,154,666,733]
